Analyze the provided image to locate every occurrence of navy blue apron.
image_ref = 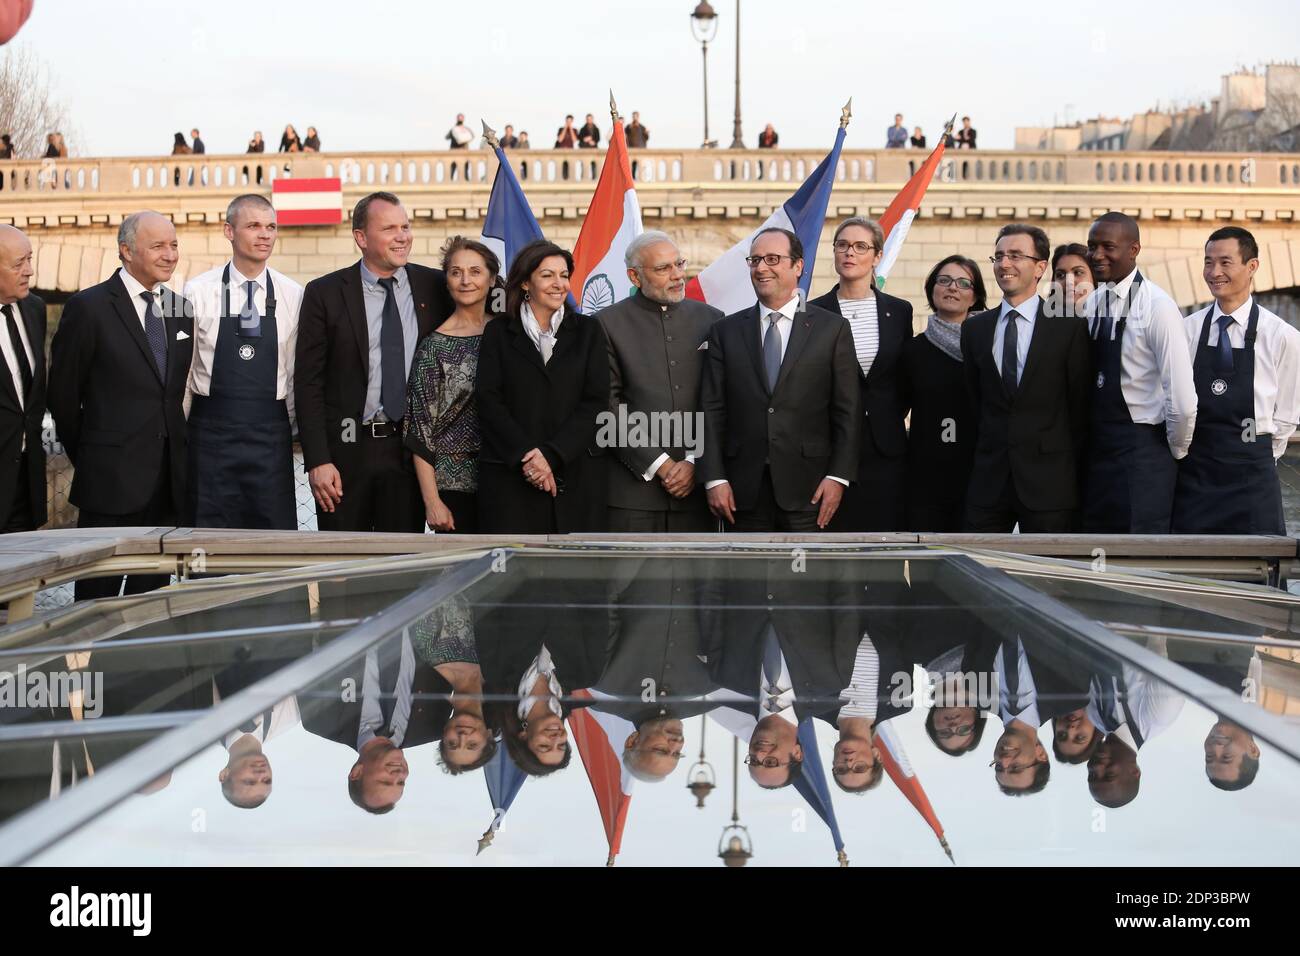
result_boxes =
[1080,273,1178,532]
[1171,300,1284,535]
[187,264,297,530]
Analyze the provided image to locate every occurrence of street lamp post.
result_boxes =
[729,0,744,148]
[690,2,719,148]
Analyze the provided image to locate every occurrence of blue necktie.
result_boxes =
[139,291,167,379]
[762,312,782,391]
[240,279,261,336]
[377,277,407,420]
[1095,291,1113,342]
[1215,313,1235,374]
[1001,310,1020,395]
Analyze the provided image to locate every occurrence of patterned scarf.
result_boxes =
[923,314,964,362]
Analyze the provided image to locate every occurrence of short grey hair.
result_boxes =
[624,230,678,271]
[833,216,884,253]
[225,193,275,227]
[117,210,166,261]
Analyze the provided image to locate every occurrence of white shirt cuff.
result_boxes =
[685,454,697,464]
[827,475,849,487]
[643,452,670,482]
[705,479,729,490]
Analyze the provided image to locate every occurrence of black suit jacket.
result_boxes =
[700,302,861,512]
[0,293,47,527]
[294,261,453,473]
[48,272,193,515]
[960,300,1089,511]
[809,284,913,467]
[475,310,610,532]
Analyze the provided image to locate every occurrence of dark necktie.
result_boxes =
[762,312,782,391]
[1095,290,1113,342]
[1215,313,1235,374]
[139,291,168,379]
[1,304,32,400]
[240,279,261,336]
[1097,675,1121,732]
[376,277,407,420]
[1001,637,1022,715]
[1001,310,1020,395]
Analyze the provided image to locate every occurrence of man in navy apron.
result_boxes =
[1080,213,1197,533]
[183,194,303,529]
[1173,226,1300,535]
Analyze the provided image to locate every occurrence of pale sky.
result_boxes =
[13,0,1300,157]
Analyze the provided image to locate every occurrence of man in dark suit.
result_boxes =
[0,225,47,533]
[960,223,1089,532]
[294,191,453,532]
[598,231,721,532]
[701,228,861,531]
[49,211,193,600]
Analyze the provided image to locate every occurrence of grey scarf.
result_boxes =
[924,314,964,362]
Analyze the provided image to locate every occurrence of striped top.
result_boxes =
[837,631,881,722]
[839,295,880,380]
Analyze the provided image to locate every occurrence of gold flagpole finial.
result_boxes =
[476,826,496,855]
[609,89,620,126]
[837,849,850,867]
[941,836,955,864]
[943,113,957,137]
[481,120,499,150]
[839,98,853,129]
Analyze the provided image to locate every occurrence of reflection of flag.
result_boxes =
[685,124,847,315]
[875,137,950,287]
[271,178,343,226]
[481,146,545,274]
[874,720,954,863]
[571,120,642,314]
[476,746,527,855]
[567,690,633,866]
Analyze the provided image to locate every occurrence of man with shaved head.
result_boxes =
[49,210,194,599]
[1079,211,1196,533]
[0,225,47,533]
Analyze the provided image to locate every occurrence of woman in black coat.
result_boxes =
[899,255,987,531]
[475,239,609,533]
[810,217,913,531]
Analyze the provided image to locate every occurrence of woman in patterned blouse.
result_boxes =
[404,236,501,532]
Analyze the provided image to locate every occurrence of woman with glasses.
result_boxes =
[900,256,987,531]
[475,238,610,533]
[810,217,914,531]
[1047,242,1095,318]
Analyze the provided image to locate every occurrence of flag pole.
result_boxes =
[481,119,499,150]
[609,89,620,129]
[840,97,852,129]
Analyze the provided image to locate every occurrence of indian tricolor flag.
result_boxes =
[571,119,642,314]
[271,177,343,226]
[875,137,950,287]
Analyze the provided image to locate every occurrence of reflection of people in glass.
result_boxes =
[992,637,1051,796]
[1087,736,1140,808]
[413,596,495,774]
[349,740,409,814]
[1051,709,1101,765]
[622,717,687,782]
[501,648,571,775]
[1205,719,1260,791]
[920,633,998,758]
[218,696,300,809]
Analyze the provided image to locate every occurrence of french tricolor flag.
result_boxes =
[685,123,846,314]
[271,177,343,226]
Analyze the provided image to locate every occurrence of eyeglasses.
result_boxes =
[831,762,874,776]
[935,724,975,739]
[989,758,1037,774]
[744,754,797,768]
[989,252,1045,265]
[833,240,876,255]
[647,258,688,277]
[934,275,974,290]
[744,254,797,268]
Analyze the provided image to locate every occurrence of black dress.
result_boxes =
[900,331,975,532]
[474,310,610,533]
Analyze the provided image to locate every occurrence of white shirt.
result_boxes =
[837,630,881,722]
[517,644,565,720]
[184,261,304,424]
[1184,296,1300,458]
[991,296,1039,384]
[521,301,564,364]
[994,637,1041,728]
[357,630,417,750]
[216,693,302,750]
[1086,271,1198,458]
[704,295,847,490]
[1085,664,1184,749]
[838,295,880,380]
[758,639,798,726]
[0,300,35,431]
[117,266,164,330]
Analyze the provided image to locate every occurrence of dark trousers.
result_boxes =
[2,453,35,533]
[75,450,177,601]
[964,479,1076,533]
[829,443,906,533]
[440,490,479,533]
[608,500,717,533]
[317,433,422,533]
[731,468,821,533]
